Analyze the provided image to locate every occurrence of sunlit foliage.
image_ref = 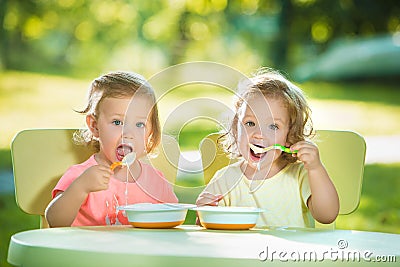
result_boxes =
[0,0,399,77]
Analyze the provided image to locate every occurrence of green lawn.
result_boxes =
[1,71,400,267]
[336,163,400,233]
[2,71,400,150]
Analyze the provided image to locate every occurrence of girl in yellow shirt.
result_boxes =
[197,68,339,228]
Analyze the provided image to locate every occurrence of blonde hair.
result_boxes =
[222,68,313,164]
[74,71,161,154]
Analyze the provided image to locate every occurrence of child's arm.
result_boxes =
[291,141,339,224]
[45,164,113,227]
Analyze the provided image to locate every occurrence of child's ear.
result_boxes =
[86,114,99,138]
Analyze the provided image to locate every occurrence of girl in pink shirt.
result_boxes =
[45,71,178,227]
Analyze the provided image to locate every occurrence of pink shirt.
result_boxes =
[52,155,178,226]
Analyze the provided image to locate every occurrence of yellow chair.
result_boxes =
[200,130,366,228]
[11,128,180,228]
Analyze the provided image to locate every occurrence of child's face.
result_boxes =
[236,95,290,170]
[89,95,153,164]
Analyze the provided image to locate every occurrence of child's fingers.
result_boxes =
[291,142,319,158]
[197,192,223,206]
[210,194,223,206]
[99,164,114,175]
[199,191,220,199]
[94,167,112,191]
[291,140,315,150]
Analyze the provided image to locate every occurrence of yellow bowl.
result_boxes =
[193,206,264,230]
[118,203,195,229]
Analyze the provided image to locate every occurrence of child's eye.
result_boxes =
[245,121,255,127]
[269,124,279,130]
[113,120,123,126]
[136,122,145,128]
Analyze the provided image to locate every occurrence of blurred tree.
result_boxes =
[0,0,7,69]
[236,0,400,72]
[0,0,399,76]
[277,0,400,69]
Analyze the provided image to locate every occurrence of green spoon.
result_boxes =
[249,143,298,154]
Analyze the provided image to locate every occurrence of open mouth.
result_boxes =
[116,143,133,161]
[249,144,266,159]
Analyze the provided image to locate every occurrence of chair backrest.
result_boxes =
[11,128,180,228]
[200,130,366,225]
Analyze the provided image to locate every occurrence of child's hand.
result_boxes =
[195,191,223,226]
[196,191,223,206]
[75,165,113,194]
[290,141,323,171]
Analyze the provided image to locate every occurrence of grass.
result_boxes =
[336,163,400,233]
[301,80,400,107]
[0,194,39,267]
[1,71,400,266]
[302,80,400,136]
[0,150,12,170]
[2,71,400,150]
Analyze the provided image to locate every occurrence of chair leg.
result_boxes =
[40,216,50,228]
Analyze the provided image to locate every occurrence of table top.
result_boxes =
[8,225,400,267]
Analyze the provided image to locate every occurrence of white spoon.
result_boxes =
[110,152,136,171]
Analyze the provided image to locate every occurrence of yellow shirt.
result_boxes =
[204,160,312,228]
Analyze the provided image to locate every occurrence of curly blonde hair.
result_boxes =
[221,68,314,164]
[73,71,161,154]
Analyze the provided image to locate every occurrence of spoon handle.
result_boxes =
[110,162,122,171]
[274,144,298,154]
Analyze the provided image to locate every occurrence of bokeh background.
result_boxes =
[1,1,400,266]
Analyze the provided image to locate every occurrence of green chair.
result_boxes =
[11,128,180,228]
[200,130,366,228]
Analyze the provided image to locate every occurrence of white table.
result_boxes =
[8,225,400,266]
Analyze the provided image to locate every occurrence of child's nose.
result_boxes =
[253,126,264,138]
[122,124,135,140]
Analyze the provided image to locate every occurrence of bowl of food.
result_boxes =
[118,203,195,229]
[193,206,264,230]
